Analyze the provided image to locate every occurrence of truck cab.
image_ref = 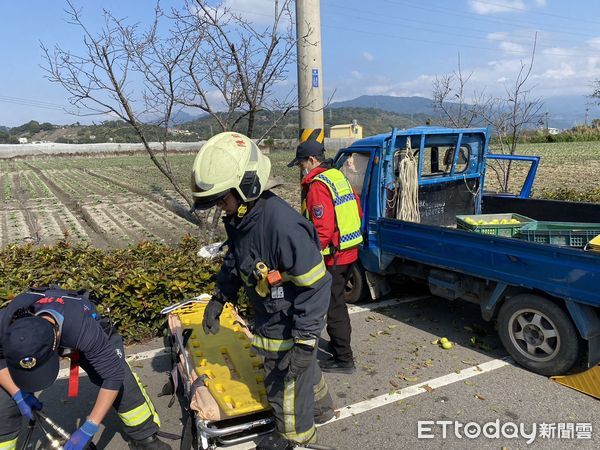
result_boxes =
[335,126,600,376]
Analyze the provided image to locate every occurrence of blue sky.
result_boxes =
[2,0,600,126]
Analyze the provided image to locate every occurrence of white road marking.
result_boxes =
[347,295,430,315]
[56,296,428,380]
[57,347,171,380]
[225,358,512,449]
[331,357,511,421]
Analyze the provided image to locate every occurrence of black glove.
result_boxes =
[278,344,316,376]
[202,291,226,335]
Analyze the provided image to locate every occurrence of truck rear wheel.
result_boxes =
[497,294,580,376]
[344,263,366,304]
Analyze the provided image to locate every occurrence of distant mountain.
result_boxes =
[0,125,8,133]
[170,110,204,125]
[539,95,599,129]
[181,107,432,139]
[330,95,438,116]
[331,94,599,130]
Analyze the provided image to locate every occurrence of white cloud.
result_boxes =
[351,70,363,79]
[487,32,509,41]
[468,0,526,15]
[538,63,576,80]
[468,0,547,15]
[327,20,600,103]
[499,41,527,53]
[362,51,374,62]
[587,37,600,49]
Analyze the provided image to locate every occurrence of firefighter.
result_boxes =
[191,132,335,449]
[0,286,170,450]
[288,140,363,374]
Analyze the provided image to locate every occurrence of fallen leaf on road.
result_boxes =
[421,384,434,393]
[401,375,419,382]
[389,379,400,388]
[430,339,439,345]
[464,380,475,386]
[474,393,486,401]
[461,360,478,365]
[388,325,397,330]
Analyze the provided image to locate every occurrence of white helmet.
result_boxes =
[191,132,271,210]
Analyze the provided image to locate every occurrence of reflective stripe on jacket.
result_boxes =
[309,168,363,255]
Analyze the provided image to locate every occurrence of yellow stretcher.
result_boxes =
[162,295,275,449]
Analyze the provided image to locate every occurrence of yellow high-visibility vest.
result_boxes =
[307,168,363,255]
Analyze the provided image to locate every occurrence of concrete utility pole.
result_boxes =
[296,0,324,145]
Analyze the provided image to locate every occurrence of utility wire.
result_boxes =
[322,22,592,59]
[381,0,600,39]
[326,0,599,48]
[228,5,599,59]
[323,7,591,57]
[464,0,600,26]
[0,95,67,111]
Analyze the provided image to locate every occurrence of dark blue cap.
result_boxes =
[287,140,325,167]
[5,316,60,392]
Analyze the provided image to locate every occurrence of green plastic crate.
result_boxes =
[518,221,600,248]
[456,213,533,237]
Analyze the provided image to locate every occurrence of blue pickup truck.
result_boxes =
[335,126,600,376]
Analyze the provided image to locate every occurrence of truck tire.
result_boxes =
[497,294,580,376]
[344,263,366,304]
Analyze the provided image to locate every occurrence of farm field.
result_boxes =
[1,140,599,248]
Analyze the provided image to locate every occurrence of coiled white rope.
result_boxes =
[396,141,420,222]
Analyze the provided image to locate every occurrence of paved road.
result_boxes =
[23,293,599,449]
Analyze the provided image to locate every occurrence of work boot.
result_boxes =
[319,357,355,374]
[128,434,172,450]
[314,407,335,424]
[256,433,295,450]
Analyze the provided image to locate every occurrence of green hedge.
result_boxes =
[0,235,220,342]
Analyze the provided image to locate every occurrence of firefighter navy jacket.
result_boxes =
[216,191,331,352]
[0,288,124,391]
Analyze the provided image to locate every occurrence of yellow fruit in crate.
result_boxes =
[500,219,509,224]
[465,217,476,225]
[490,219,500,224]
[477,220,486,225]
[509,219,520,224]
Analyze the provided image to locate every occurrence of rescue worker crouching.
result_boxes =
[288,140,363,375]
[0,287,171,450]
[191,132,335,449]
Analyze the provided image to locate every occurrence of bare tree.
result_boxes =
[432,36,543,192]
[42,0,297,220]
[432,54,479,128]
[175,0,297,140]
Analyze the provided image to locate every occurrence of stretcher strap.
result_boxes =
[68,351,80,398]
